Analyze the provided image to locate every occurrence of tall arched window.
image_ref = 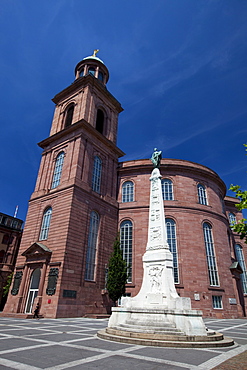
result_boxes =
[64,104,74,128]
[203,222,219,286]
[162,179,174,200]
[229,213,237,226]
[92,156,102,193]
[85,211,100,281]
[39,207,52,241]
[120,220,133,283]
[198,184,208,205]
[122,181,134,203]
[96,109,104,134]
[235,244,247,294]
[51,152,65,189]
[166,218,179,283]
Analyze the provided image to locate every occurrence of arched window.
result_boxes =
[162,179,174,200]
[88,67,95,76]
[203,222,219,286]
[85,211,100,281]
[39,207,52,241]
[51,152,65,189]
[92,156,102,193]
[166,218,179,283]
[235,244,247,294]
[122,181,134,203]
[64,104,74,128]
[198,184,208,205]
[96,109,104,134]
[229,213,237,226]
[120,220,133,283]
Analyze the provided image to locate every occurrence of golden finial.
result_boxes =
[92,49,99,57]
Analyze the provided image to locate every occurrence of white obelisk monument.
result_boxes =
[108,149,207,336]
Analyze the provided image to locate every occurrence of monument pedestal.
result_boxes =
[108,247,207,337]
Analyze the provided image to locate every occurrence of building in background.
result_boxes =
[2,54,247,318]
[0,213,23,310]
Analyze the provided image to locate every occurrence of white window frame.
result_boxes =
[85,211,100,281]
[39,207,52,241]
[51,152,65,189]
[212,295,223,309]
[198,184,208,205]
[120,220,133,283]
[229,213,237,226]
[162,179,174,201]
[122,181,134,203]
[166,218,179,284]
[235,244,247,294]
[92,156,102,193]
[203,223,219,286]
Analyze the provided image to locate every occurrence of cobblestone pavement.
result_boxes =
[0,317,246,369]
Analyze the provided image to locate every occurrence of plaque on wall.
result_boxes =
[63,290,77,298]
[11,271,23,295]
[46,268,59,296]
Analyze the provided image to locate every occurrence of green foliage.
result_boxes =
[106,237,128,304]
[229,143,247,244]
[3,273,13,297]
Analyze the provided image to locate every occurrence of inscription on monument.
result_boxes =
[150,226,161,241]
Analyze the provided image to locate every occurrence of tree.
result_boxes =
[106,237,128,305]
[3,272,13,297]
[229,144,247,244]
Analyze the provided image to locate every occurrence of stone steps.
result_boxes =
[118,323,184,335]
[126,319,176,327]
[97,328,235,348]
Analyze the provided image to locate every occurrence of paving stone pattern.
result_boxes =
[0,318,246,369]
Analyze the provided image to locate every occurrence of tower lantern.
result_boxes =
[75,50,109,85]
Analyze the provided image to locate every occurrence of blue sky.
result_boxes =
[0,0,247,221]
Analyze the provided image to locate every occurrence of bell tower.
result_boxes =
[4,51,124,318]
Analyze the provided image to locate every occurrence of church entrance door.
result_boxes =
[25,268,41,313]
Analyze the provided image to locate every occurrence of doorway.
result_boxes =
[25,268,41,314]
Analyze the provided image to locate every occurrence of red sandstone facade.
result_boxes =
[2,55,247,319]
[118,159,247,318]
[3,54,124,318]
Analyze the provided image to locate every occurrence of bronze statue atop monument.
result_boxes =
[151,148,162,168]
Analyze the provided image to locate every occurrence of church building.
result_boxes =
[3,52,247,319]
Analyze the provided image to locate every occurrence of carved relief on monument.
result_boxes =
[148,265,163,293]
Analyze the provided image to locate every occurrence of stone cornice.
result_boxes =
[38,119,125,158]
[118,158,226,196]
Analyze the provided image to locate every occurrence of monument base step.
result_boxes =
[118,323,184,335]
[97,328,234,348]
